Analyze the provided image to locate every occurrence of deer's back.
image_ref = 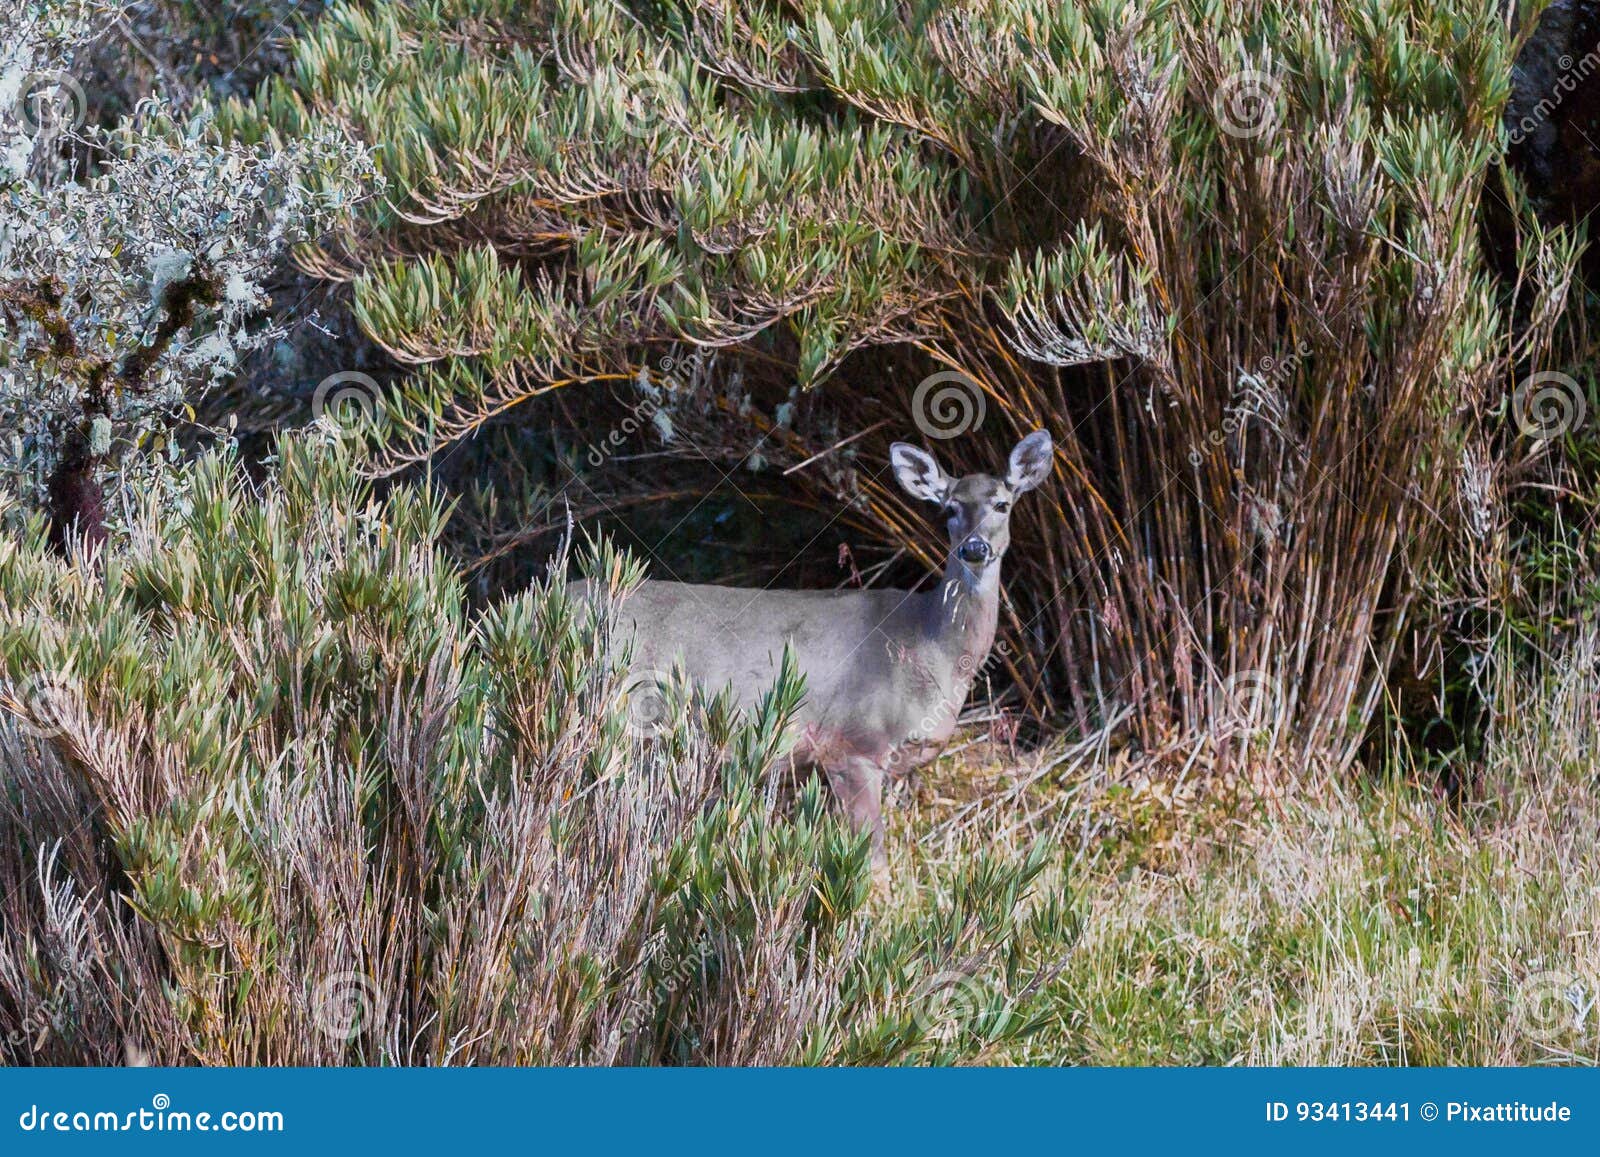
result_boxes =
[577,578,952,757]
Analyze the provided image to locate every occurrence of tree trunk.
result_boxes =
[45,430,106,555]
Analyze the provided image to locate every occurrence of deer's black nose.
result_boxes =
[957,537,992,565]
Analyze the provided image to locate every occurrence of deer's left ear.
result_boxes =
[1006,430,1054,493]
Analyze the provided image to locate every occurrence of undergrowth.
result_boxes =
[2,437,1594,1066]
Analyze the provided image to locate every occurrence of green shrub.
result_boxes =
[227,0,1583,768]
[0,436,1069,1064]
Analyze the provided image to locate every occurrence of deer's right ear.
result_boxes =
[890,443,950,504]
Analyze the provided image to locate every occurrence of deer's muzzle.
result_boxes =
[956,537,992,565]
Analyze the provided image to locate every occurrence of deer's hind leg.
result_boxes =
[822,755,888,877]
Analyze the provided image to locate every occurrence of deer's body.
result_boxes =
[583,431,1053,875]
[602,565,998,759]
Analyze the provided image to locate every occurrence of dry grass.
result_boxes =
[886,631,1600,1066]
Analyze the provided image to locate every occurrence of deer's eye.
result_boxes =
[994,500,1010,513]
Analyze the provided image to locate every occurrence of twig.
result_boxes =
[782,420,892,476]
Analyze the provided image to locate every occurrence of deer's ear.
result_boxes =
[1006,430,1054,493]
[890,443,950,504]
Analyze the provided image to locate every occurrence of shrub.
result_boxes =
[0,0,375,552]
[230,0,1582,770]
[0,436,1069,1064]
[93,3,338,108]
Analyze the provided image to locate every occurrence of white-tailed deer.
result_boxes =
[580,430,1054,873]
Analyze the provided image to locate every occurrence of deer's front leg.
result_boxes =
[823,755,887,877]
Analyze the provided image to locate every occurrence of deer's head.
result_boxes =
[890,430,1053,581]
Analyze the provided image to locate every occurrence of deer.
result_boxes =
[577,430,1054,877]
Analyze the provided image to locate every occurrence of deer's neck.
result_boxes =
[920,557,1001,683]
